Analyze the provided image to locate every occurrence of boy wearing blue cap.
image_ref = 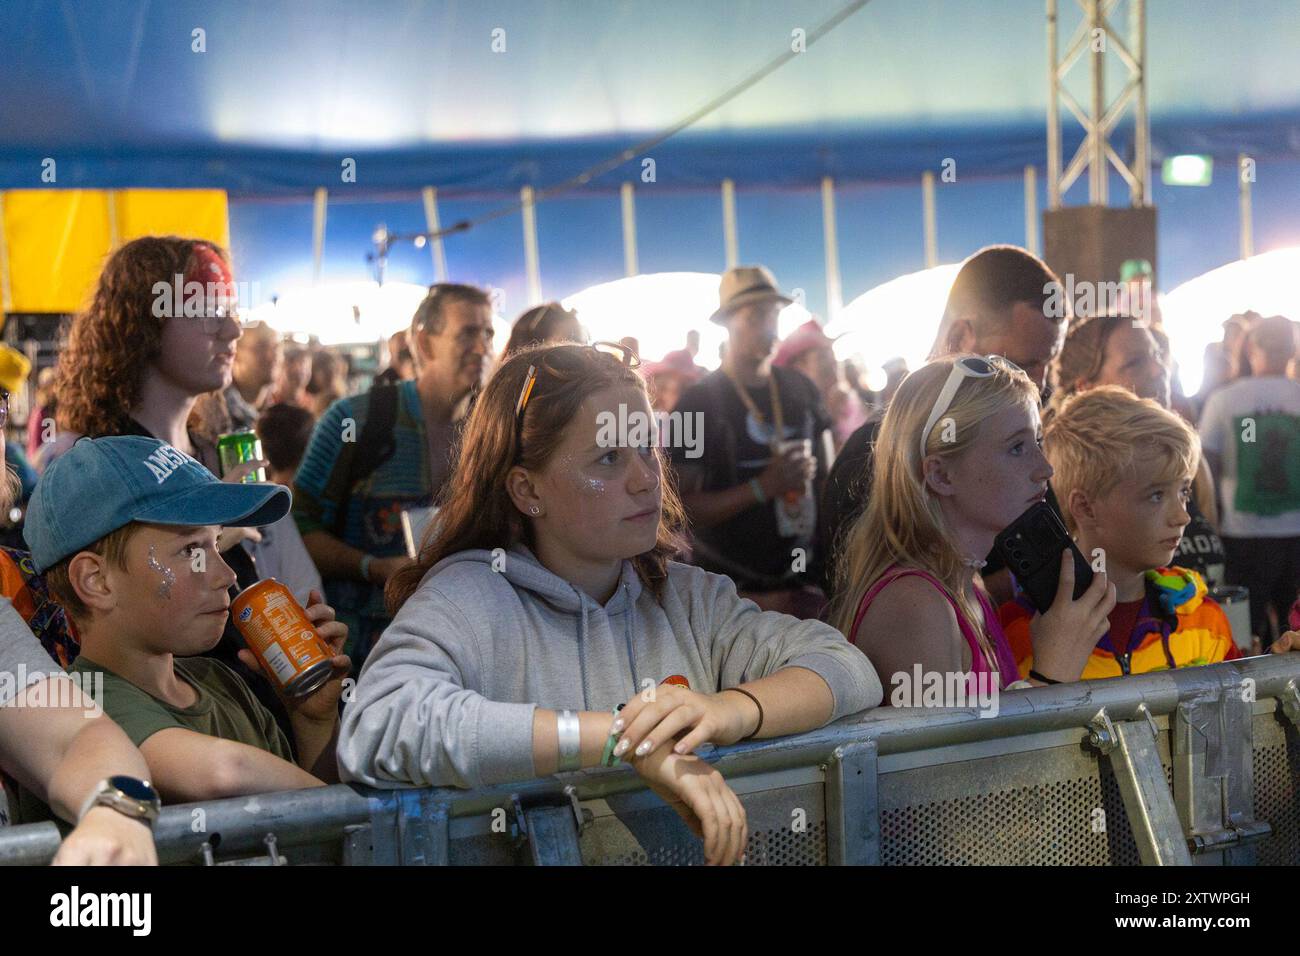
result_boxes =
[25,436,350,801]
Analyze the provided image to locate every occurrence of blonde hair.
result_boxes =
[44,523,142,623]
[1045,385,1198,533]
[831,356,1040,638]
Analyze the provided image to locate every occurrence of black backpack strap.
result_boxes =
[329,383,401,538]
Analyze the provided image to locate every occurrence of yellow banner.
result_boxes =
[0,189,229,314]
[114,190,230,249]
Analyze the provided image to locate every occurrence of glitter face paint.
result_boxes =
[146,545,176,600]
[551,451,610,498]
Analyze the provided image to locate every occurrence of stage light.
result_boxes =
[1161,247,1300,395]
[561,273,810,368]
[862,365,889,392]
[826,263,962,375]
[1161,155,1213,187]
[244,281,430,346]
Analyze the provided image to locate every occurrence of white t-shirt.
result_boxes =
[242,515,324,607]
[1199,375,1300,537]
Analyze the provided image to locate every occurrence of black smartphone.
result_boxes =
[992,500,1094,614]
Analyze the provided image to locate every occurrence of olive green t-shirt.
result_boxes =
[68,655,294,761]
[8,656,295,825]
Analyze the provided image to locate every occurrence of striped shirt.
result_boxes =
[292,380,435,665]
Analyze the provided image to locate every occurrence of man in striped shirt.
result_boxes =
[292,284,494,670]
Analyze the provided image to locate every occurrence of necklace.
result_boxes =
[724,365,785,451]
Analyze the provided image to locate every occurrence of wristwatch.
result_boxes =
[77,775,162,827]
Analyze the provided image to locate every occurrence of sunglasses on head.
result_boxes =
[918,355,1021,462]
[513,341,641,460]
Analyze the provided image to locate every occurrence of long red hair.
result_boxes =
[56,236,230,438]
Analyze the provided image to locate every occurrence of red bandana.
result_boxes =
[183,245,235,310]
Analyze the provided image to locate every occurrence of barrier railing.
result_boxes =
[2,654,1298,865]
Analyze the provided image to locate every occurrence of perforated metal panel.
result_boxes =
[1251,714,1300,866]
[580,783,827,866]
[878,742,1172,865]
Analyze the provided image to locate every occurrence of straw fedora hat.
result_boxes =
[709,265,793,324]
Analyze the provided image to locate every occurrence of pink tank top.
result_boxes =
[850,566,1021,692]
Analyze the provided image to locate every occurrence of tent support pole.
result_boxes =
[721,179,738,269]
[521,186,542,305]
[1238,154,1254,261]
[821,176,842,322]
[620,182,638,277]
[422,187,448,283]
[922,171,938,269]
[1024,165,1040,256]
[311,187,328,285]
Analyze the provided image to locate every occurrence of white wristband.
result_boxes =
[556,709,582,772]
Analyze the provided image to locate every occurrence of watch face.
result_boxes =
[109,775,157,802]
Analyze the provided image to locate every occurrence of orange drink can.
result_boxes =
[231,579,333,697]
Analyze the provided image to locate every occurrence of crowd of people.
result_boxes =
[1,233,1298,867]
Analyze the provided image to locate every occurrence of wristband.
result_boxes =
[556,709,582,772]
[749,477,766,505]
[724,687,765,741]
[1029,668,1062,685]
[600,705,623,767]
[359,553,374,583]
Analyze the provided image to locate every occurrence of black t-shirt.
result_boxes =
[671,367,833,591]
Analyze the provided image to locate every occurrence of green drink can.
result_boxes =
[217,428,266,483]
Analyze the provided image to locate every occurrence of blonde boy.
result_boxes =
[26,436,350,804]
[1001,386,1240,677]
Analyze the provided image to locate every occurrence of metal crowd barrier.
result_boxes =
[2,654,1298,866]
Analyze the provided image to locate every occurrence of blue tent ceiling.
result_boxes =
[2,0,1299,195]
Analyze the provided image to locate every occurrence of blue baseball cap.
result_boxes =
[25,436,291,573]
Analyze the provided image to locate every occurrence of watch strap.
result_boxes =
[78,777,161,826]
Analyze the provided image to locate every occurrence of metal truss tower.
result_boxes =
[1047,0,1149,209]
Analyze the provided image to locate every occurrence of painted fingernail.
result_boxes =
[635,739,652,757]
[613,739,630,757]
[611,718,624,733]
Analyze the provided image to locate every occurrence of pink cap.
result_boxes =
[643,349,703,384]
[773,320,836,367]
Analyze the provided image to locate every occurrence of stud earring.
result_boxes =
[529,505,541,516]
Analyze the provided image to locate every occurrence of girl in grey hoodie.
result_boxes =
[338,343,882,864]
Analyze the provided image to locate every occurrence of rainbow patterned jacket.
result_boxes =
[999,566,1241,680]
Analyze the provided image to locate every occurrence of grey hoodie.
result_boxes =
[337,547,882,789]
